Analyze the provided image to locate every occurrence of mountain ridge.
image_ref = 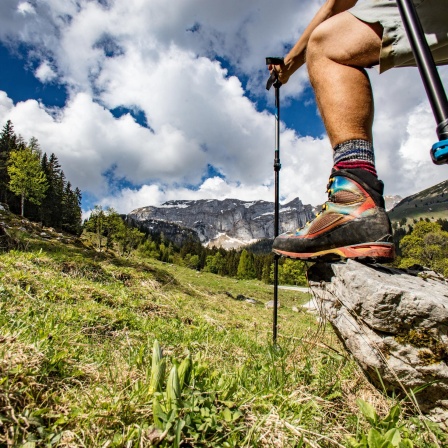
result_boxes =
[127,197,316,249]
[126,180,447,249]
[388,179,448,224]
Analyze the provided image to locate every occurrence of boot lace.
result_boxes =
[297,177,335,231]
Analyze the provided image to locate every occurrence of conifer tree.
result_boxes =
[223,250,238,277]
[84,205,106,251]
[262,260,272,284]
[103,207,125,250]
[0,120,17,203]
[40,153,65,228]
[115,225,145,256]
[28,136,42,157]
[62,182,83,235]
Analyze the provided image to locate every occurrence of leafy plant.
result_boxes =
[148,340,243,447]
[348,399,413,448]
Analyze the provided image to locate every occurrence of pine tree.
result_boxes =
[262,255,273,284]
[40,153,65,228]
[103,207,125,250]
[0,120,17,203]
[28,136,42,157]
[226,250,240,277]
[115,225,145,256]
[7,146,48,216]
[62,182,83,235]
[84,205,106,251]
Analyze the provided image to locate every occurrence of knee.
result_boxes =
[307,27,323,64]
[307,13,383,68]
[307,20,338,64]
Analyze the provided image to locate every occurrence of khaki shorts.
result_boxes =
[349,0,448,73]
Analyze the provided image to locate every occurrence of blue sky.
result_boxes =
[0,0,446,215]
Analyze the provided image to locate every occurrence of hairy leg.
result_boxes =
[307,12,383,147]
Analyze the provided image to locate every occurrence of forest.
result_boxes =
[0,120,82,235]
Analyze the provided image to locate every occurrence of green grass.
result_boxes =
[389,203,447,225]
[0,212,446,447]
[388,179,448,225]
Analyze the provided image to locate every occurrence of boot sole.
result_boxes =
[273,242,395,263]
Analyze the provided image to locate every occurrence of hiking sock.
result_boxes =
[333,139,377,177]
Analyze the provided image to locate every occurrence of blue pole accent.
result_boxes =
[431,139,448,165]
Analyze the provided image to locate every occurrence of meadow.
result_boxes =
[0,215,445,447]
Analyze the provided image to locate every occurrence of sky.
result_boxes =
[0,0,447,217]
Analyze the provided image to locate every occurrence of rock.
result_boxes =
[302,300,319,313]
[308,260,448,421]
[265,300,281,309]
[234,294,259,305]
[384,194,403,211]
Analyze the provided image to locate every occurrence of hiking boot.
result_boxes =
[272,169,395,261]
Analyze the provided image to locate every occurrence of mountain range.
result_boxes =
[127,198,316,249]
[126,180,447,249]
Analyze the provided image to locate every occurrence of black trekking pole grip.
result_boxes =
[266,57,284,91]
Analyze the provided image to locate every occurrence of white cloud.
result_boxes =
[0,92,210,193]
[17,2,35,15]
[35,61,57,82]
[0,91,14,118]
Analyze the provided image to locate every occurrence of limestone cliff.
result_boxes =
[127,198,316,249]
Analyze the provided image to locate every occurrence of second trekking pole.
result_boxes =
[266,57,283,346]
[396,0,448,164]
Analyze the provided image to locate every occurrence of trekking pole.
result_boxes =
[266,57,283,346]
[396,0,448,164]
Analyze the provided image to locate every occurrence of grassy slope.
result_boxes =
[388,180,448,225]
[0,210,445,447]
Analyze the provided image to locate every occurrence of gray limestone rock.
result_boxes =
[307,260,448,424]
[265,300,281,309]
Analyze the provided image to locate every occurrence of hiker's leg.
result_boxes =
[272,12,394,261]
[306,12,383,147]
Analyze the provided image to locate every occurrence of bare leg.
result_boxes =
[272,14,395,261]
[307,12,383,147]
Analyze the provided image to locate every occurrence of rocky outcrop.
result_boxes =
[0,206,79,249]
[307,260,448,426]
[384,195,402,211]
[126,217,201,247]
[127,198,315,248]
